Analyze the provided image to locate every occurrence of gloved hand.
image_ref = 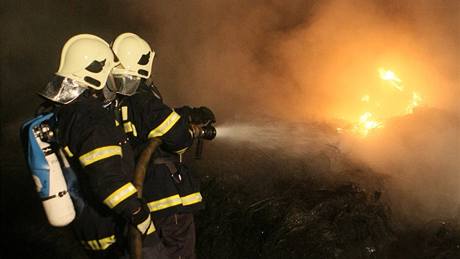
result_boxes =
[131,203,155,236]
[189,106,215,124]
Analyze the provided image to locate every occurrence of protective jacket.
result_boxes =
[114,81,204,218]
[56,93,150,251]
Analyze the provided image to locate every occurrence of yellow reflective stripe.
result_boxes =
[148,111,181,139]
[98,235,116,250]
[123,122,133,133]
[146,222,156,235]
[103,183,137,208]
[175,147,189,154]
[123,121,138,137]
[82,235,116,251]
[132,124,138,136]
[115,120,120,127]
[121,106,128,121]
[181,192,203,206]
[148,194,182,212]
[90,240,99,250]
[64,146,73,157]
[79,146,122,167]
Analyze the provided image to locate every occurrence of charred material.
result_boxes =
[196,175,395,258]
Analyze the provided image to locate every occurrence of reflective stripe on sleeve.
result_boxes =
[81,235,116,251]
[181,192,203,206]
[148,111,181,139]
[79,146,122,167]
[103,183,137,209]
[148,194,182,212]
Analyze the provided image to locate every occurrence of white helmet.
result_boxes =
[56,34,118,90]
[111,32,155,79]
[39,34,118,104]
[108,33,155,96]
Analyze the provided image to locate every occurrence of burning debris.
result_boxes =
[338,68,424,137]
[190,120,460,258]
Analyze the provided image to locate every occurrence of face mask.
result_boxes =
[39,76,87,104]
[102,85,117,105]
[108,74,142,96]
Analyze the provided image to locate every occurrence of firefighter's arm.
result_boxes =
[140,98,193,153]
[77,133,154,234]
[175,106,215,124]
[72,112,154,234]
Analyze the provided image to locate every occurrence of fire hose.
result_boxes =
[129,137,162,259]
[129,123,216,258]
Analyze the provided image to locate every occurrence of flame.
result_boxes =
[406,91,422,114]
[338,67,423,138]
[352,112,383,137]
[379,68,404,91]
[361,95,370,102]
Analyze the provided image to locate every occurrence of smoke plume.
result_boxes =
[127,0,459,223]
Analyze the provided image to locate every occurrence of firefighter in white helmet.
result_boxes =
[38,34,162,258]
[109,32,215,259]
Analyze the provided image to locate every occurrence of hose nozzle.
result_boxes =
[190,124,217,140]
[190,123,217,159]
[199,125,216,140]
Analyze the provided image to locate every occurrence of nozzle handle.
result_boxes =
[195,138,204,160]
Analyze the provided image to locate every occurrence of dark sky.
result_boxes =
[1,0,145,126]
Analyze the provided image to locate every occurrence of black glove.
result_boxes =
[130,202,155,236]
[189,106,216,124]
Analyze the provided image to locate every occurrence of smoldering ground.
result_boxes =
[1,0,459,258]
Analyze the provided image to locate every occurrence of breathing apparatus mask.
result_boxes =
[107,72,142,96]
[39,76,88,104]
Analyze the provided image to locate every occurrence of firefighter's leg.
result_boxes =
[156,213,196,259]
[117,231,169,259]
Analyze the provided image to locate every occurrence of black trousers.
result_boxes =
[155,213,196,259]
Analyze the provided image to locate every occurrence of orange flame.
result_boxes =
[338,67,423,138]
[406,91,422,114]
[352,112,383,137]
[379,68,404,91]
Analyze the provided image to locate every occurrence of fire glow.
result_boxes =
[340,68,423,137]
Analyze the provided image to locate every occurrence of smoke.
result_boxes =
[126,0,459,223]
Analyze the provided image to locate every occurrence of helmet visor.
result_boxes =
[109,74,141,96]
[38,76,87,104]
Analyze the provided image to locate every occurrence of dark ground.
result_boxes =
[2,127,459,258]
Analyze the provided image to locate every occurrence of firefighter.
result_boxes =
[109,32,215,259]
[38,34,165,258]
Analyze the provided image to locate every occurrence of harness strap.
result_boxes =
[152,158,177,174]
